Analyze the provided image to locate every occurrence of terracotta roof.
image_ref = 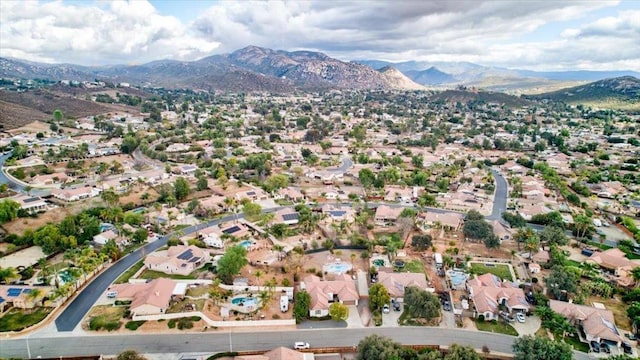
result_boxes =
[377,271,428,297]
[303,275,358,311]
[110,278,176,313]
[588,248,638,270]
[550,300,622,343]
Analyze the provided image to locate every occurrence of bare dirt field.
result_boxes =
[0,245,46,268]
[118,186,160,207]
[3,198,104,236]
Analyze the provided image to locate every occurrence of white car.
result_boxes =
[382,304,390,314]
[516,312,526,323]
[294,342,309,350]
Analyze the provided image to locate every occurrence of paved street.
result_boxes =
[487,168,508,221]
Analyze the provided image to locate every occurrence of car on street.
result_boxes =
[516,312,526,323]
[382,304,390,314]
[590,341,600,353]
[294,342,309,350]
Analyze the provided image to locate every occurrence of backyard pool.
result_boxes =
[323,262,352,274]
[447,270,469,289]
[239,240,254,249]
[231,296,258,307]
[372,259,385,267]
[57,269,74,285]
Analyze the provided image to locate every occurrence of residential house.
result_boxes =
[417,211,463,231]
[383,186,415,203]
[491,221,513,242]
[277,187,306,202]
[273,208,300,225]
[236,188,269,202]
[30,172,70,187]
[587,248,640,287]
[321,205,355,223]
[374,205,404,227]
[52,186,101,202]
[467,273,529,320]
[550,300,623,346]
[11,194,47,214]
[0,285,52,310]
[144,245,210,276]
[235,347,314,360]
[92,229,123,247]
[377,270,430,301]
[108,278,178,317]
[300,274,359,318]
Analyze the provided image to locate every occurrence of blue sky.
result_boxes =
[1,0,638,71]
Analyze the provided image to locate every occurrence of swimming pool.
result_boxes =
[231,296,258,307]
[447,270,468,289]
[323,262,353,274]
[57,269,74,285]
[239,240,253,249]
[372,259,385,267]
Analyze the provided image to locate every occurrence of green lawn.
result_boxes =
[139,269,196,280]
[115,260,145,284]
[403,259,425,273]
[469,262,513,281]
[475,320,518,336]
[0,308,52,332]
[560,334,589,353]
[588,242,613,251]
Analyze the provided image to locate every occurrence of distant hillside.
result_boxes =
[378,66,425,90]
[405,67,456,85]
[1,46,423,92]
[429,89,531,107]
[525,76,640,110]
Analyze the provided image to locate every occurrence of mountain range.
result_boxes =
[1,45,639,94]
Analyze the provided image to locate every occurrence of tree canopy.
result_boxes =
[217,245,248,284]
[512,335,572,360]
[329,302,349,321]
[369,283,391,313]
[293,290,311,324]
[403,286,441,321]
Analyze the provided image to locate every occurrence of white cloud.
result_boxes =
[0,0,219,65]
[0,0,637,71]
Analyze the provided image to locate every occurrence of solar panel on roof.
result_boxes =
[189,257,201,263]
[24,197,40,203]
[246,191,256,196]
[22,288,32,294]
[223,225,241,234]
[329,211,346,217]
[0,297,4,303]
[282,213,299,221]
[177,249,193,260]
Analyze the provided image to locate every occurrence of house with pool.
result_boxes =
[467,273,529,321]
[144,245,210,276]
[300,274,359,318]
[376,269,431,302]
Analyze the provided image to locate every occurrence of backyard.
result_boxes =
[0,308,52,332]
[138,269,196,280]
[115,261,145,284]
[469,262,514,281]
[403,259,425,273]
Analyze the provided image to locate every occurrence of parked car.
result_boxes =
[624,332,637,341]
[393,301,401,311]
[590,341,600,353]
[516,312,526,323]
[382,304,390,314]
[443,301,451,312]
[622,341,633,354]
[600,342,611,354]
[294,342,309,350]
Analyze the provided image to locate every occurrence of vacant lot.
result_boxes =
[0,246,46,269]
[0,308,52,332]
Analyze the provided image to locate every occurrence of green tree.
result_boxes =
[329,302,349,321]
[196,176,208,191]
[539,226,568,246]
[356,334,404,360]
[411,234,433,251]
[512,335,572,360]
[217,245,248,284]
[132,228,148,243]
[369,283,391,313]
[263,174,289,193]
[242,202,262,221]
[53,109,64,122]
[484,235,501,251]
[0,267,18,283]
[545,266,578,300]
[293,290,311,324]
[117,350,147,360]
[174,177,190,201]
[404,286,441,321]
[0,199,20,223]
[444,344,482,360]
[120,135,139,154]
[101,190,120,207]
[358,168,376,188]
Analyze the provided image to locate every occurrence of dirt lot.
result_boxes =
[3,198,104,236]
[588,296,633,331]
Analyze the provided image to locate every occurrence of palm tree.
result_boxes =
[254,270,263,290]
[524,235,540,261]
[26,289,43,310]
[0,267,19,284]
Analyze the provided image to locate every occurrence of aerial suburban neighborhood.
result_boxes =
[1,1,640,358]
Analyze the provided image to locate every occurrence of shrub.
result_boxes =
[206,352,239,360]
[168,319,176,329]
[282,278,290,287]
[272,314,280,319]
[478,315,485,322]
[177,317,194,329]
[125,320,145,331]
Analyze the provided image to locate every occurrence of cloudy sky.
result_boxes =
[1,0,638,71]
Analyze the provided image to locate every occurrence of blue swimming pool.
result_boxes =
[239,240,253,249]
[448,270,468,288]
[231,296,258,307]
[58,269,74,285]
[323,262,352,274]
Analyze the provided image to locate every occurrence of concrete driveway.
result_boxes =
[346,305,364,328]
[512,314,541,335]
[382,305,403,327]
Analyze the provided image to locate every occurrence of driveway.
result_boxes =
[512,314,541,336]
[440,309,456,328]
[381,305,403,327]
[346,305,364,328]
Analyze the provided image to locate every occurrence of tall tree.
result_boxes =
[293,290,311,324]
[512,335,572,360]
[173,177,191,201]
[0,199,20,224]
[217,245,248,284]
[369,283,391,313]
